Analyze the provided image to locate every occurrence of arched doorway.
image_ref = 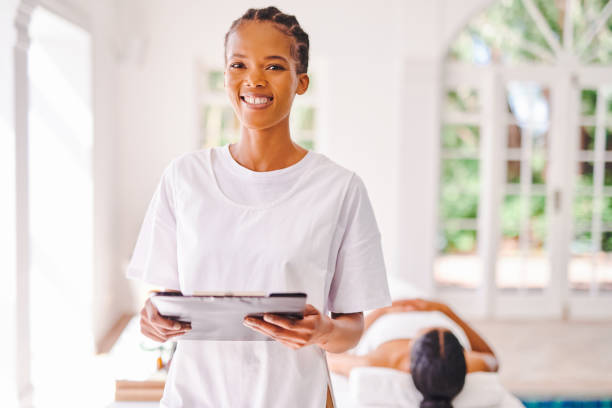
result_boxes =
[435,0,612,319]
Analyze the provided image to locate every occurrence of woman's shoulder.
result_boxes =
[164,147,215,175]
[309,152,367,189]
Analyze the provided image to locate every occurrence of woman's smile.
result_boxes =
[240,93,274,109]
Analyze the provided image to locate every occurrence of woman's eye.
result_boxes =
[229,62,244,69]
[266,65,285,71]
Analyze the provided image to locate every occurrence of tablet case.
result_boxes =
[150,292,307,341]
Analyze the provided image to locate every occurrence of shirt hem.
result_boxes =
[125,267,181,291]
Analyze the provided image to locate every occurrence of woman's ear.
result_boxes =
[296,73,309,95]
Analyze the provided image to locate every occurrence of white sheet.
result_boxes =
[330,369,524,408]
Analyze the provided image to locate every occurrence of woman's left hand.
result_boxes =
[243,304,333,350]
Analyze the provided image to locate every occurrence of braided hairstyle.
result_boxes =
[410,329,467,408]
[224,6,310,74]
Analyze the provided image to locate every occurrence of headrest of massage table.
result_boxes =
[349,367,505,408]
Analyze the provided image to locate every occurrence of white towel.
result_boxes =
[350,311,472,356]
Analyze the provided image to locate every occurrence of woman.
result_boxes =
[327,299,499,407]
[127,6,391,408]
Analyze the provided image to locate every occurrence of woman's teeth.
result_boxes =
[243,96,271,105]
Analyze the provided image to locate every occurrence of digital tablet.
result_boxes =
[150,292,307,341]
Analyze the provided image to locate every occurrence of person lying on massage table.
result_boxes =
[326,299,499,406]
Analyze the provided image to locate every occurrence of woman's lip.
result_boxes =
[240,95,273,109]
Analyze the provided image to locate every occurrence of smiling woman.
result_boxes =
[126,5,391,408]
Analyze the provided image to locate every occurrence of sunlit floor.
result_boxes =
[472,319,612,398]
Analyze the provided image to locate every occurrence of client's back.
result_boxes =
[410,329,467,408]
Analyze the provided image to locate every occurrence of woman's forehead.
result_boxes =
[226,21,294,59]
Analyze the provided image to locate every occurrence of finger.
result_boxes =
[276,338,303,349]
[144,319,188,337]
[244,318,308,344]
[141,325,166,343]
[167,330,189,339]
[303,304,320,316]
[145,300,185,330]
[262,314,301,330]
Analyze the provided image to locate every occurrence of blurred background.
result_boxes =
[1,0,611,407]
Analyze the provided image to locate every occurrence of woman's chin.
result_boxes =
[241,119,285,132]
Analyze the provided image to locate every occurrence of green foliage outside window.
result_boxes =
[442,124,479,150]
[440,159,479,221]
[440,229,477,253]
[581,90,597,116]
[501,195,547,248]
[448,0,612,64]
[446,89,480,113]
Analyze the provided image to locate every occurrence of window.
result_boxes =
[435,89,482,288]
[439,0,612,318]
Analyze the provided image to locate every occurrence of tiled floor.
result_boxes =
[471,320,612,399]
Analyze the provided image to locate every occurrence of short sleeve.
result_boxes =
[327,174,391,313]
[125,162,180,290]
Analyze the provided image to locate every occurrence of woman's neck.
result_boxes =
[231,120,307,172]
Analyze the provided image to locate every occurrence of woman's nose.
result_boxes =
[245,70,266,87]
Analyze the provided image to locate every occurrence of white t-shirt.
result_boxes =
[127,144,391,408]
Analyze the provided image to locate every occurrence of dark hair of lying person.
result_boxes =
[409,328,467,408]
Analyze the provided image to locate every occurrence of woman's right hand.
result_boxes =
[139,296,191,342]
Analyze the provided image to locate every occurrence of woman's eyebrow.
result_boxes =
[264,55,289,63]
[229,53,289,64]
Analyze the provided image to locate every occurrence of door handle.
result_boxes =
[554,189,562,213]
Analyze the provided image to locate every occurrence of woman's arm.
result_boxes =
[392,299,498,367]
[326,351,371,377]
[441,305,495,356]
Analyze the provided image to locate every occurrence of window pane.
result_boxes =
[501,194,521,239]
[580,89,597,116]
[435,228,481,289]
[292,106,315,131]
[573,195,593,224]
[439,228,477,253]
[440,188,479,219]
[569,231,592,291]
[506,161,520,184]
[208,70,224,92]
[201,105,239,147]
[606,162,612,186]
[579,126,596,150]
[441,124,480,150]
[530,195,547,247]
[445,88,480,113]
[497,194,549,289]
[603,197,612,223]
[532,152,547,184]
[577,161,594,189]
[507,124,521,148]
[496,251,550,289]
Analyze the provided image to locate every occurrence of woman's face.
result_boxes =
[224,21,309,131]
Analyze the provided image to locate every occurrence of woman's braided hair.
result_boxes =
[224,6,310,74]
